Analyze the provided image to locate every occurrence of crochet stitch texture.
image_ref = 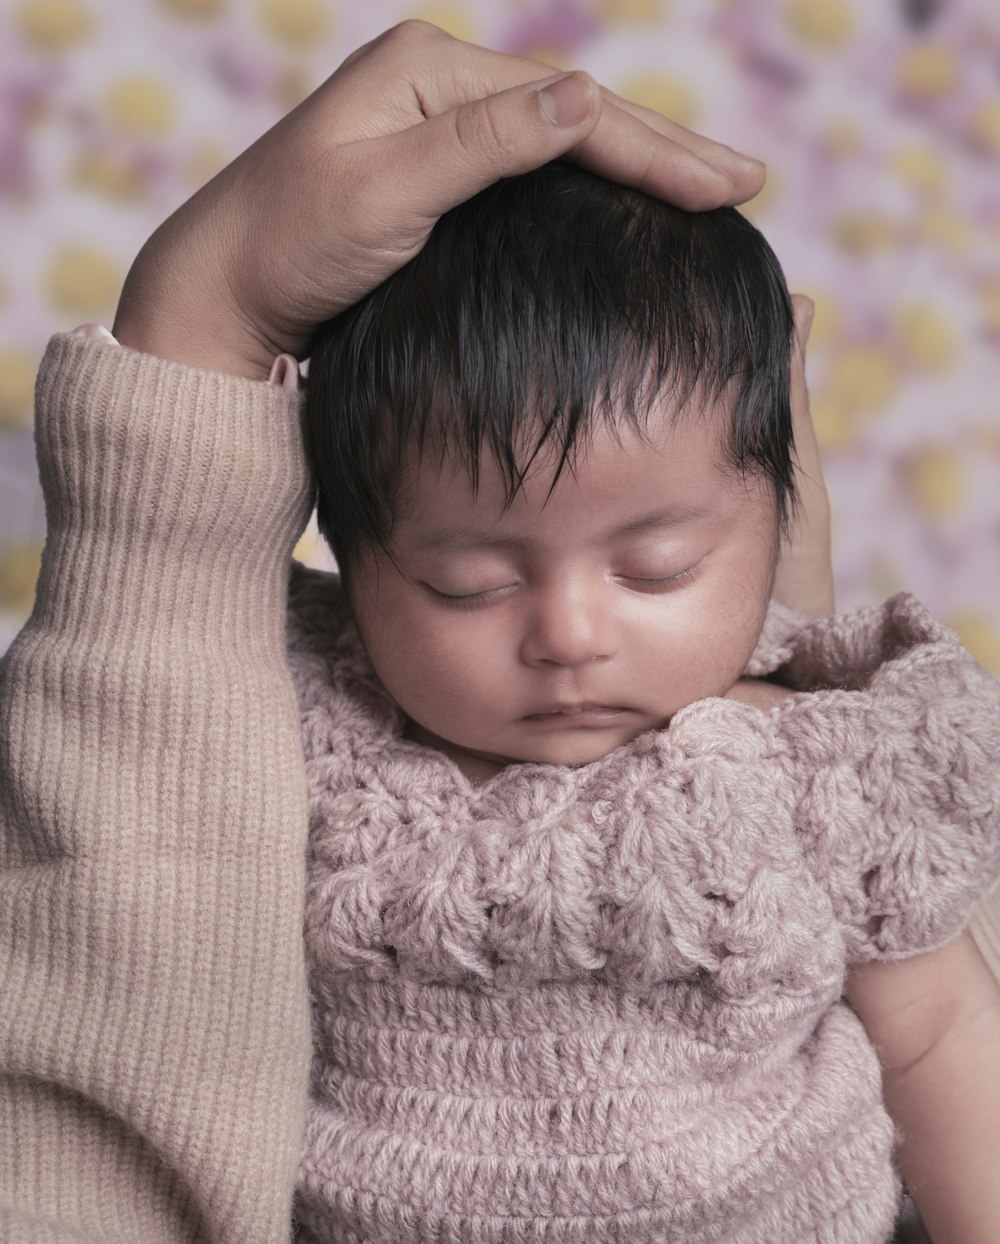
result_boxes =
[286,565,1000,1244]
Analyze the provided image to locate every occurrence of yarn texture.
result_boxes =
[286,564,1000,1244]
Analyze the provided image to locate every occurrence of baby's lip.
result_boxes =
[523,702,628,718]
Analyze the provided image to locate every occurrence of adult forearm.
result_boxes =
[0,335,314,1242]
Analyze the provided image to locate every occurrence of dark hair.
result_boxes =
[305,162,796,581]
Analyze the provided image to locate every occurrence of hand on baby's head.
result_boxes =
[112,24,764,379]
[306,164,796,778]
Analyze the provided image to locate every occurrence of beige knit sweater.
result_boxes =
[2,333,999,1243]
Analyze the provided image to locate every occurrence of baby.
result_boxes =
[285,164,999,1241]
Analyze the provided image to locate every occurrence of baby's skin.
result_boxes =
[349,391,785,784]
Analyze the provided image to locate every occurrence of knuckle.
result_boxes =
[386,18,448,45]
[339,46,364,72]
[454,97,519,169]
[360,19,444,67]
[629,145,663,199]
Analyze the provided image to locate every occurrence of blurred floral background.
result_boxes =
[1,0,998,669]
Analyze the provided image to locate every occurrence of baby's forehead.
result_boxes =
[393,397,758,543]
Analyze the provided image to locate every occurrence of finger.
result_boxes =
[569,98,743,210]
[401,26,762,202]
[371,72,736,224]
[594,87,765,206]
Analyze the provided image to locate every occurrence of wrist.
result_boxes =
[71,324,300,391]
[112,242,278,381]
[112,311,275,381]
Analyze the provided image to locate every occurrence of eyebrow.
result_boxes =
[407,503,714,552]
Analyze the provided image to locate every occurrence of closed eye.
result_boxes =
[617,567,698,592]
[426,584,517,610]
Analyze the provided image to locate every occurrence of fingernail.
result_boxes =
[732,151,766,173]
[538,74,593,128]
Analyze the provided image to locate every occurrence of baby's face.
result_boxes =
[349,397,779,782]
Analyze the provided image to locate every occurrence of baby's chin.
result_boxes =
[501,729,649,769]
[409,716,663,780]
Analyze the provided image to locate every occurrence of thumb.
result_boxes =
[373,71,603,222]
[778,292,834,619]
[535,73,599,129]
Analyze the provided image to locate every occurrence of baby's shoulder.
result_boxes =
[723,678,798,711]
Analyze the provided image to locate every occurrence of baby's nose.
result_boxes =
[519,581,615,668]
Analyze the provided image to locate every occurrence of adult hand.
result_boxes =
[772,294,835,619]
[113,20,765,380]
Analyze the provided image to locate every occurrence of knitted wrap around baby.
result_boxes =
[285,566,1000,1244]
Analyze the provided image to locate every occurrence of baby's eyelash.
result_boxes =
[428,585,514,610]
[429,568,698,608]
[620,567,697,591]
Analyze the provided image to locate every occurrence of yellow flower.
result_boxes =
[617,71,698,130]
[828,345,898,414]
[895,44,958,99]
[785,0,855,49]
[45,245,123,318]
[258,0,330,47]
[898,446,967,519]
[0,350,38,430]
[104,75,176,139]
[894,304,958,372]
[947,611,1000,677]
[15,0,94,53]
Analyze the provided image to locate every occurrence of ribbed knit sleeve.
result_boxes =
[0,334,315,1243]
[777,594,1000,964]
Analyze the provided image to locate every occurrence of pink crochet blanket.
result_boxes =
[286,565,1000,1244]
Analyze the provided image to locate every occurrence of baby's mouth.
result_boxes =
[523,703,628,721]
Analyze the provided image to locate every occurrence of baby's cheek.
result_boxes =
[381,620,502,726]
[667,608,770,706]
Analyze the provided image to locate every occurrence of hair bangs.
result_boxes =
[306,162,796,579]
